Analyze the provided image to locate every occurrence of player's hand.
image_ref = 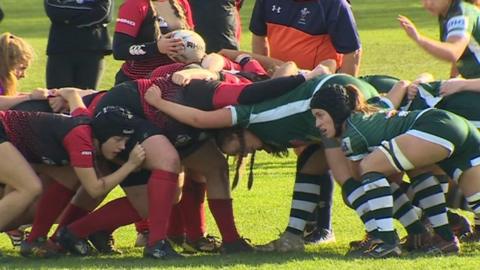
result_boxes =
[48,96,67,112]
[398,15,420,42]
[172,70,192,86]
[157,32,184,55]
[127,143,146,168]
[305,62,334,80]
[29,88,49,100]
[439,78,466,97]
[55,87,80,99]
[392,80,410,95]
[201,53,225,72]
[406,83,419,100]
[144,84,163,106]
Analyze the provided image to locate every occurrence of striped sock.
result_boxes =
[342,178,377,235]
[361,172,396,245]
[286,173,320,235]
[412,173,453,241]
[435,174,450,195]
[475,215,480,231]
[466,193,480,231]
[391,183,424,235]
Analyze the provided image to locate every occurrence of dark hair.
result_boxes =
[310,84,378,136]
[216,128,288,190]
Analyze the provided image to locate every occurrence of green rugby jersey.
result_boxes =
[406,81,480,127]
[230,74,380,149]
[355,74,480,127]
[440,0,480,78]
[341,110,427,161]
[359,75,400,94]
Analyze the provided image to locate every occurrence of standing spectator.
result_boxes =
[0,33,49,109]
[248,0,362,245]
[188,0,242,53]
[249,0,362,76]
[0,3,4,23]
[399,0,480,78]
[44,0,113,89]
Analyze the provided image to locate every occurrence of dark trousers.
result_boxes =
[189,0,239,53]
[46,52,105,89]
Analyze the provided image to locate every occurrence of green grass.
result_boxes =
[0,0,479,269]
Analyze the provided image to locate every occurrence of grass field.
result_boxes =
[0,0,479,269]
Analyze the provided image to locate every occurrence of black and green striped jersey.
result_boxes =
[230,74,380,149]
[440,0,480,78]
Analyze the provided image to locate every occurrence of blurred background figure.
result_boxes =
[0,3,4,23]
[0,32,49,110]
[44,0,113,89]
[399,0,480,78]
[188,0,243,53]
[249,0,362,76]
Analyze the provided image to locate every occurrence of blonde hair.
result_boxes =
[0,33,34,96]
[169,0,189,30]
[150,0,190,37]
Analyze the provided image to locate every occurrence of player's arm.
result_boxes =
[44,0,112,27]
[338,49,362,76]
[417,35,468,62]
[383,80,410,109]
[73,144,145,198]
[450,63,460,78]
[144,85,233,129]
[398,15,470,62]
[54,87,89,111]
[251,34,269,56]
[219,48,285,75]
[440,78,480,96]
[171,68,219,86]
[200,53,226,72]
[0,94,42,110]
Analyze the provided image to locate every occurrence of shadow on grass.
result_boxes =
[3,243,480,269]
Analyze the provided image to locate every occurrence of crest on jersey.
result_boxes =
[341,137,353,155]
[129,45,146,56]
[298,8,311,25]
[271,5,282,14]
[447,16,467,31]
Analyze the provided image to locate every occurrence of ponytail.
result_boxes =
[0,33,34,96]
[344,84,378,114]
[169,0,189,30]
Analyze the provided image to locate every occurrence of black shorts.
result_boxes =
[119,167,151,188]
[116,117,164,163]
[117,137,211,188]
